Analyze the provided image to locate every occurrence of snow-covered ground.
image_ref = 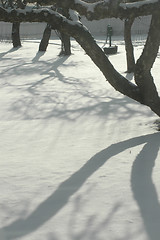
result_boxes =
[0,37,160,240]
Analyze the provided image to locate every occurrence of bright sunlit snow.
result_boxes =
[0,37,160,240]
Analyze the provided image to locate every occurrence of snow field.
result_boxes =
[0,37,160,240]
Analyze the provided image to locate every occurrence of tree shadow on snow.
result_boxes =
[32,51,46,62]
[131,133,160,240]
[0,132,160,239]
[0,47,152,122]
[0,46,21,58]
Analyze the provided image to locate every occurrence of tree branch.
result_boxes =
[72,0,160,20]
[0,6,143,103]
[24,0,160,20]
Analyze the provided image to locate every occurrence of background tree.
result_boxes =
[0,0,160,117]
[12,21,21,47]
[57,6,71,56]
[39,23,51,51]
[123,0,146,73]
[124,16,135,72]
[1,0,26,47]
[39,4,71,55]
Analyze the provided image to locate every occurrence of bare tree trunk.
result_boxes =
[57,7,71,56]
[39,24,51,51]
[135,12,160,116]
[124,17,135,73]
[12,22,21,48]
[59,33,71,55]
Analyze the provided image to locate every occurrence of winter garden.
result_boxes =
[0,1,160,240]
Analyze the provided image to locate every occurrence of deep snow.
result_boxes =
[0,37,160,240]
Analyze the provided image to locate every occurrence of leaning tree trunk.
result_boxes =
[12,22,21,48]
[39,24,51,51]
[124,17,135,73]
[57,11,160,116]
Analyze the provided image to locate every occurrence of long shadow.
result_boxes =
[32,51,45,62]
[0,47,21,58]
[1,132,160,239]
[131,133,160,240]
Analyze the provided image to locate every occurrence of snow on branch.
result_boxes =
[69,9,81,23]
[0,5,86,31]
[0,6,62,24]
[72,0,160,20]
[120,0,159,9]
[22,0,160,20]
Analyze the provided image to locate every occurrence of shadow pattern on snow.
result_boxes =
[0,46,21,58]
[0,50,152,121]
[131,133,160,240]
[0,132,160,240]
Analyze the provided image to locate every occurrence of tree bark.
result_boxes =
[124,17,135,73]
[39,7,71,55]
[28,0,160,21]
[39,24,51,51]
[59,33,71,55]
[1,0,160,22]
[135,12,160,116]
[12,22,21,48]
[57,7,71,56]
